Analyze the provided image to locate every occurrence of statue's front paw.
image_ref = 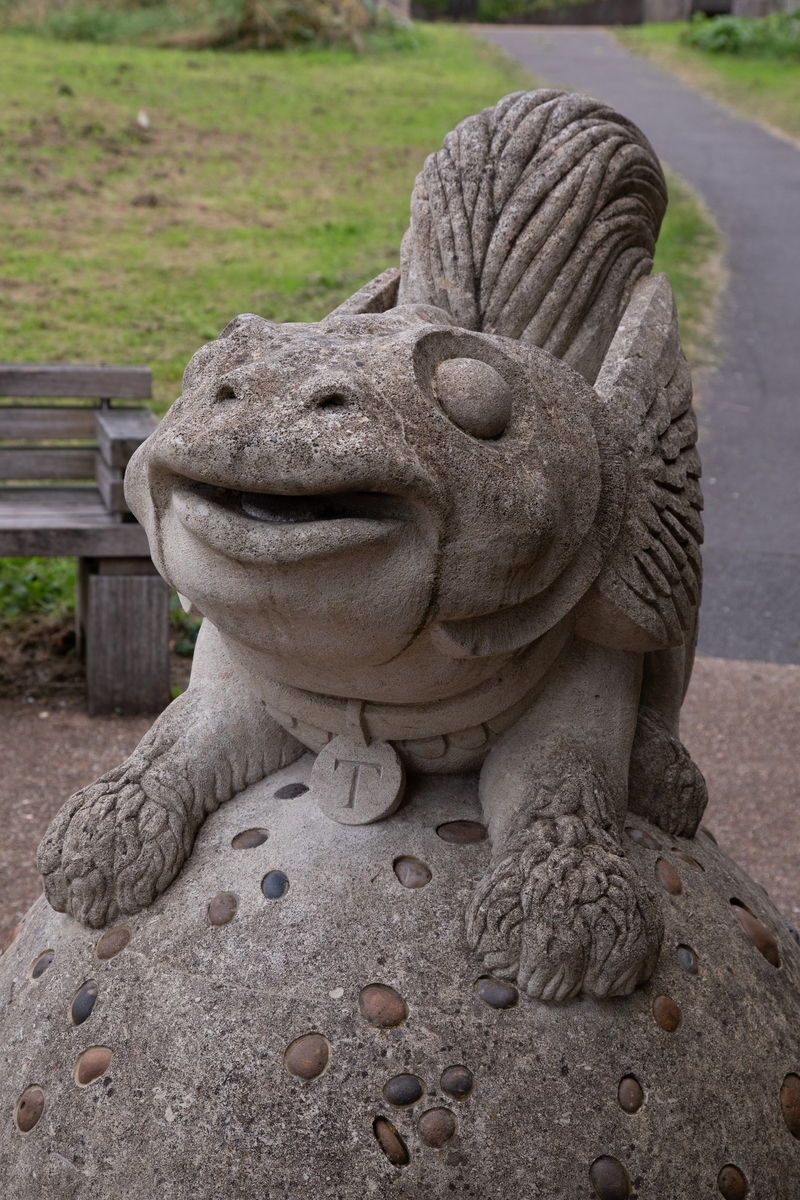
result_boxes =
[37,768,194,928]
[466,819,663,1003]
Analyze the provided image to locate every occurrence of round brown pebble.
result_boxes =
[284,1033,329,1080]
[717,1164,748,1199]
[617,1075,644,1113]
[652,994,681,1032]
[589,1155,631,1199]
[207,892,238,925]
[14,1086,44,1133]
[29,951,54,980]
[625,825,660,850]
[677,944,699,975]
[440,1065,474,1101]
[95,927,131,961]
[672,848,704,871]
[373,1116,409,1166]
[780,1073,800,1139]
[417,1107,456,1148]
[231,828,269,850]
[436,820,487,844]
[393,856,432,889]
[383,1074,425,1106]
[475,975,519,1009]
[74,1046,113,1087]
[359,983,408,1028]
[731,902,780,967]
[655,858,682,895]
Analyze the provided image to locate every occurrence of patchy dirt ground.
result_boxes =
[0,610,193,701]
[1,653,799,954]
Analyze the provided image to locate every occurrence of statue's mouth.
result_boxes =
[195,484,412,526]
[167,477,417,565]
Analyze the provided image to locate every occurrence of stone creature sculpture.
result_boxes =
[38,90,706,1003]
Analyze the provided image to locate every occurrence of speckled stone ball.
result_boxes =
[1,761,800,1198]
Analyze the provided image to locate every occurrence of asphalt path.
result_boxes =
[479,27,800,663]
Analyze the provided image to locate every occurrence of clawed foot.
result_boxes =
[467,812,663,1003]
[628,705,707,837]
[37,761,197,928]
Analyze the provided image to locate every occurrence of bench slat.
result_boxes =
[0,406,98,439]
[0,486,151,556]
[0,447,96,480]
[0,364,151,400]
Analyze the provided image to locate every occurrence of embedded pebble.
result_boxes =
[29,951,53,979]
[731,902,780,966]
[231,828,269,850]
[359,983,408,1027]
[677,944,699,975]
[625,825,660,850]
[475,976,519,1009]
[262,871,289,899]
[95,927,131,961]
[373,1116,409,1166]
[589,1155,631,1200]
[717,1164,748,1199]
[672,849,704,871]
[417,1107,456,1147]
[70,981,98,1026]
[440,1065,474,1100]
[284,1033,329,1080]
[383,1074,424,1106]
[655,858,682,895]
[207,892,237,925]
[393,856,432,889]
[14,1086,44,1133]
[436,820,487,844]
[617,1075,644,1113]
[74,1047,113,1087]
[652,995,681,1032]
[274,783,308,799]
[780,1073,800,1139]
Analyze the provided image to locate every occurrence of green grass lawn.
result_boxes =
[0,27,532,412]
[616,23,800,142]
[0,27,722,624]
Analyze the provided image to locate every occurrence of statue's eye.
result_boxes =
[434,358,512,439]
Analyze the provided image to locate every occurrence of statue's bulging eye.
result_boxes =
[434,358,512,439]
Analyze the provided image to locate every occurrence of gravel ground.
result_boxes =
[1,654,798,951]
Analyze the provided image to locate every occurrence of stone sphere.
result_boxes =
[2,761,800,1198]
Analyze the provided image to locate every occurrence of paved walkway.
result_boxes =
[479,27,800,663]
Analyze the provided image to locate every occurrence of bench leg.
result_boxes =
[83,559,171,716]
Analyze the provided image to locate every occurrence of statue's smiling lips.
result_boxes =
[168,476,417,565]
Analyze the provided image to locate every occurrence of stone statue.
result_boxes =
[39,90,706,1003]
[4,90,800,1200]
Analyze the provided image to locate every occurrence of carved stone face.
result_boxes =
[126,304,603,676]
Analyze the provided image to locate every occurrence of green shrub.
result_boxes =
[682,11,800,60]
[1,0,414,50]
[475,0,586,21]
[0,558,75,622]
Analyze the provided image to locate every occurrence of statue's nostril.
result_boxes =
[216,384,237,402]
[316,393,348,410]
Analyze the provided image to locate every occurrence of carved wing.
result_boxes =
[578,273,703,651]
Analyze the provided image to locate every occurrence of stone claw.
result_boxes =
[37,763,195,928]
[466,819,663,1002]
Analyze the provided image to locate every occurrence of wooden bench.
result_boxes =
[0,364,170,715]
